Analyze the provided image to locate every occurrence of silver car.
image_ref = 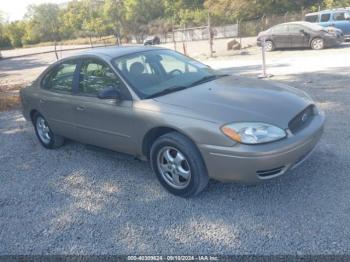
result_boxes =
[20,47,325,197]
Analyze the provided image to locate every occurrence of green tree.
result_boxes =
[103,0,126,42]
[124,0,165,39]
[60,0,87,38]
[5,21,26,47]
[24,3,61,42]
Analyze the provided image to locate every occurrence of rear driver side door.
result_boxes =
[39,60,79,140]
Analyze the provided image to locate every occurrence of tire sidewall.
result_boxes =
[150,134,207,197]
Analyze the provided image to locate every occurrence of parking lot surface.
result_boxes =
[1,44,350,255]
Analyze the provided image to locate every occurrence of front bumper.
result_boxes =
[198,113,325,183]
[325,35,344,46]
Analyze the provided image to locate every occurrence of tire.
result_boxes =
[33,113,64,149]
[264,40,275,52]
[150,132,209,198]
[311,38,324,50]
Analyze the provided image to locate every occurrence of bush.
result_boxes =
[0,36,12,49]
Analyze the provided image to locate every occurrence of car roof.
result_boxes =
[79,45,166,59]
[273,21,313,26]
[306,8,350,16]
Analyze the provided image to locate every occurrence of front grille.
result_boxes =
[257,166,285,177]
[288,105,315,134]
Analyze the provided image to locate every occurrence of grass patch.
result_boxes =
[0,95,21,111]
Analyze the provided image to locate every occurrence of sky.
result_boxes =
[1,0,68,21]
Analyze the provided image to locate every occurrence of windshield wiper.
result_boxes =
[188,74,228,87]
[146,85,189,99]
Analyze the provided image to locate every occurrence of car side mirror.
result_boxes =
[98,86,121,100]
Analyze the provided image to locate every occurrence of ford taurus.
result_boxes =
[20,47,325,197]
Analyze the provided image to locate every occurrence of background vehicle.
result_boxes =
[305,8,350,40]
[20,47,324,197]
[257,21,344,51]
[143,36,160,45]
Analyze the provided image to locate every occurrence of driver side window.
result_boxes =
[78,59,123,97]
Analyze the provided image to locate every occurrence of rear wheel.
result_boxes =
[311,38,324,50]
[34,113,64,149]
[150,132,209,197]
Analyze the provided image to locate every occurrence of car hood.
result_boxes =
[153,75,313,128]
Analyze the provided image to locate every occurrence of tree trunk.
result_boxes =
[54,41,58,60]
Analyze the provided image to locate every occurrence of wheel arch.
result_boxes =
[141,126,198,160]
[29,109,40,124]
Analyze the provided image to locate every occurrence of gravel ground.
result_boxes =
[1,45,350,255]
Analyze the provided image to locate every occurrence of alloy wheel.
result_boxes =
[264,41,273,52]
[157,146,191,189]
[36,116,51,144]
[312,39,324,50]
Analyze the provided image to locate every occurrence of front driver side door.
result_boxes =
[289,24,310,48]
[71,58,138,154]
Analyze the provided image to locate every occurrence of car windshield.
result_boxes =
[112,50,219,99]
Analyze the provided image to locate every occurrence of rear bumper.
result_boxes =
[198,113,325,183]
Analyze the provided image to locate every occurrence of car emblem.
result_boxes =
[301,113,309,122]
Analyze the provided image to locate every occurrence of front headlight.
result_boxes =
[221,122,287,145]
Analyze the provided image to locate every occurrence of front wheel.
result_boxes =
[263,40,275,52]
[311,38,325,50]
[34,113,64,149]
[150,132,209,197]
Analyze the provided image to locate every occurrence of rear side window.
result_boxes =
[305,15,319,23]
[320,13,331,22]
[42,61,77,93]
[271,24,288,34]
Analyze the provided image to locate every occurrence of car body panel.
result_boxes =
[20,47,325,183]
[69,95,139,154]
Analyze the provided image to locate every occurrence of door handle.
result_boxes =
[76,106,86,111]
